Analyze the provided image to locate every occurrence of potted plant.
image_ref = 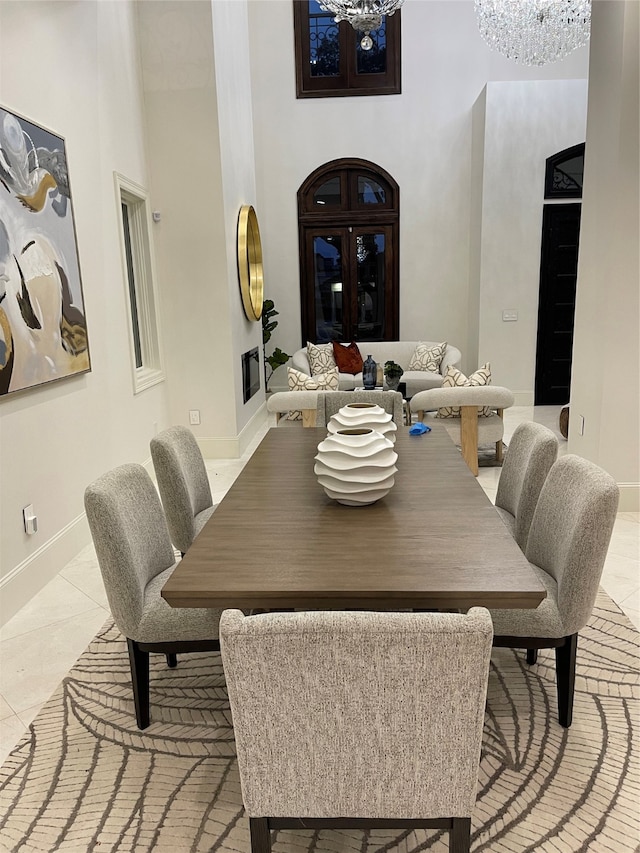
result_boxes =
[262,299,290,390]
[383,360,404,391]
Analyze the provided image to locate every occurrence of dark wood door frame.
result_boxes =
[534,203,582,405]
[298,158,399,345]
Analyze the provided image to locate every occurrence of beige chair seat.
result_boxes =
[410,385,514,475]
[84,464,221,729]
[267,390,320,426]
[494,421,558,550]
[150,425,217,555]
[491,454,619,728]
[220,607,493,853]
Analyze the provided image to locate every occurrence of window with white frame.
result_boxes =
[114,174,164,392]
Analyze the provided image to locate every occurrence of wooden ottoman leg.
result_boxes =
[301,409,317,428]
[460,406,479,476]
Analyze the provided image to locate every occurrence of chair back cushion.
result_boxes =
[437,364,492,418]
[307,341,336,375]
[525,454,619,635]
[84,463,176,638]
[287,367,340,420]
[495,422,558,549]
[407,341,447,372]
[151,426,213,553]
[220,608,493,819]
[332,341,364,374]
[316,390,403,427]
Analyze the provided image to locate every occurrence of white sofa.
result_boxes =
[291,341,462,396]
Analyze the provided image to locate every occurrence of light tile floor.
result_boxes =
[1,407,638,764]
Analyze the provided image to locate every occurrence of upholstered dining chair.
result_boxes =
[494,421,558,551]
[316,389,404,428]
[220,607,493,853]
[491,454,619,728]
[150,425,217,555]
[410,385,515,475]
[84,463,221,729]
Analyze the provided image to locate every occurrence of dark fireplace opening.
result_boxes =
[242,347,261,403]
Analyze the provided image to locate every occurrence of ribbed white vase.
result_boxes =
[314,428,398,506]
[327,403,397,443]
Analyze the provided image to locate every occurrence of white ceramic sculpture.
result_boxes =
[314,428,398,506]
[327,403,397,443]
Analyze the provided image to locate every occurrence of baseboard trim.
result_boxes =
[1,457,157,627]
[618,483,640,512]
[238,402,268,456]
[198,403,267,459]
[0,512,91,626]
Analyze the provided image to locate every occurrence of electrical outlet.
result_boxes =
[502,309,518,322]
[23,504,38,535]
[189,410,201,425]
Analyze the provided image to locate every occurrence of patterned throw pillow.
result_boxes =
[307,342,336,375]
[286,367,339,420]
[437,363,492,418]
[332,341,364,375]
[408,341,448,372]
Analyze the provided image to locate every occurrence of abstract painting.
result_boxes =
[0,106,90,397]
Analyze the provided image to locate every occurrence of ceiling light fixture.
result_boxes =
[319,0,405,50]
[474,0,591,66]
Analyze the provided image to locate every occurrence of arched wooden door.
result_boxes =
[298,158,399,345]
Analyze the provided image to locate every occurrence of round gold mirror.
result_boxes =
[237,204,264,321]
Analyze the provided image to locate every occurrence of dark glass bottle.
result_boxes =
[362,354,377,389]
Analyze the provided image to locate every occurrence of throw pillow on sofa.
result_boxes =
[437,363,492,418]
[307,342,336,375]
[286,367,339,420]
[408,341,447,372]
[332,341,364,375]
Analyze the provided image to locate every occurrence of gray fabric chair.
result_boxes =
[491,454,619,728]
[150,425,216,555]
[316,389,404,428]
[84,463,221,729]
[495,421,558,550]
[409,386,514,475]
[220,608,493,853]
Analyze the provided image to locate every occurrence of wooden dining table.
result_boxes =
[162,424,546,612]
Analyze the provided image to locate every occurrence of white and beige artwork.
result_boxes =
[0,106,90,397]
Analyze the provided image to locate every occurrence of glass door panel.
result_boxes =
[308,0,340,77]
[313,234,345,342]
[353,231,385,341]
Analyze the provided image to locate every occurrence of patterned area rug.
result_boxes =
[1,591,638,853]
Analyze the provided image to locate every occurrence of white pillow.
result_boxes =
[286,367,339,420]
[307,342,336,375]
[437,363,492,418]
[408,341,447,372]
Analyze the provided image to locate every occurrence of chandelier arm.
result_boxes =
[320,0,404,48]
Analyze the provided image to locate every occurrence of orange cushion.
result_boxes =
[332,341,364,375]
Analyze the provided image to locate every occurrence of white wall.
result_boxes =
[138,0,265,458]
[0,0,170,621]
[570,0,639,510]
[248,0,590,387]
[210,0,265,450]
[476,79,588,401]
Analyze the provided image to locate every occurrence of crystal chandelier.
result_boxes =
[319,0,405,50]
[474,0,591,67]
